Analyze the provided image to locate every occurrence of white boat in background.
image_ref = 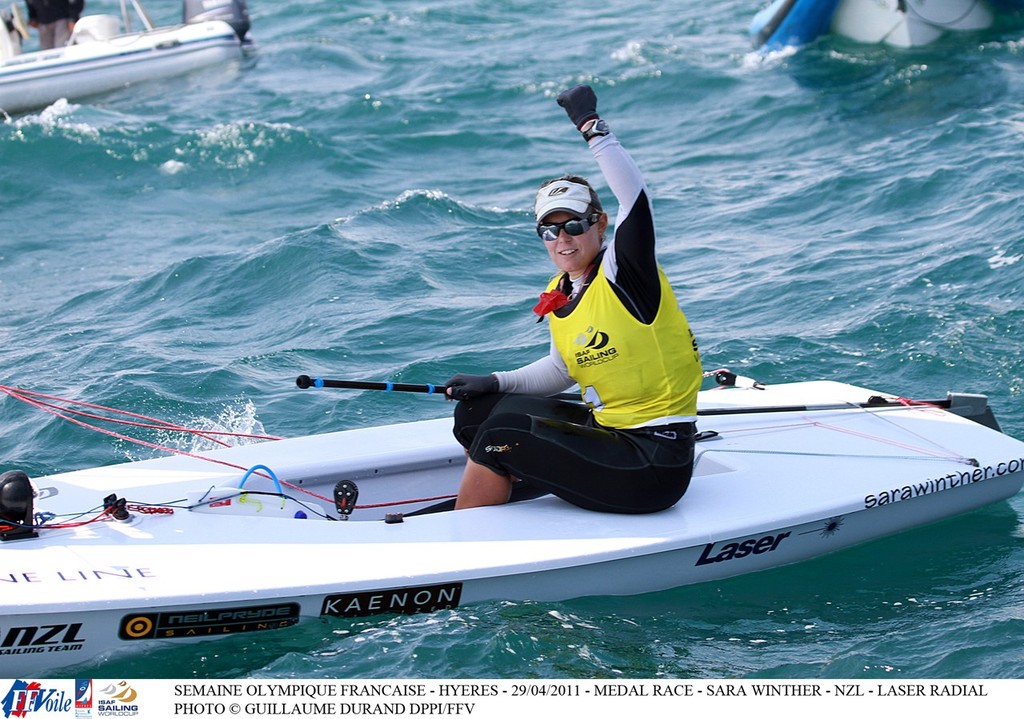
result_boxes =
[0,0,251,115]
[750,0,1024,51]
[1,374,1021,677]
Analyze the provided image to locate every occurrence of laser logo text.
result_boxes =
[696,532,790,566]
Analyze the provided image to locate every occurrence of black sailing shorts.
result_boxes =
[453,393,695,514]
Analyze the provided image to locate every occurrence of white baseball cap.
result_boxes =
[534,180,592,221]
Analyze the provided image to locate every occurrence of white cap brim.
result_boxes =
[535,180,592,221]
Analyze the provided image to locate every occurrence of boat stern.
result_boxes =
[185,0,250,41]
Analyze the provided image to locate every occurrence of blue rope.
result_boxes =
[238,464,282,493]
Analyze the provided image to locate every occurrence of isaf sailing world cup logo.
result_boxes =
[573,326,617,367]
[97,681,139,717]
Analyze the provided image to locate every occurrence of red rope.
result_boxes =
[0,384,457,511]
[896,397,946,410]
[0,384,333,495]
[354,493,457,509]
[708,406,968,462]
[0,385,282,443]
[34,505,119,530]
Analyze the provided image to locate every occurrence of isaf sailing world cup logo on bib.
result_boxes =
[573,326,617,367]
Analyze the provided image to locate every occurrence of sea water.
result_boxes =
[2,0,1023,680]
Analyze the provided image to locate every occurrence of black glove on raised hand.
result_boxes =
[445,373,499,400]
[557,85,599,129]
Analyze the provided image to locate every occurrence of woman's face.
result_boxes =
[540,211,607,278]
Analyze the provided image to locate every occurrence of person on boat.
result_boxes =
[445,84,702,514]
[25,0,83,49]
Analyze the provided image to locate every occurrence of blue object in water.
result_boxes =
[750,0,845,51]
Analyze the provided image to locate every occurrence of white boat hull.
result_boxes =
[1,380,1022,676]
[831,0,994,47]
[0,20,244,115]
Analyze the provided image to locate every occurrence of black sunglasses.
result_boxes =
[536,213,600,242]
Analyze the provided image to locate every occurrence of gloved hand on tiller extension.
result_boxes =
[445,373,498,400]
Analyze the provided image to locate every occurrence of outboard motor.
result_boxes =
[184,0,250,41]
[1,9,24,62]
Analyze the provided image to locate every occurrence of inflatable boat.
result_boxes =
[0,0,250,115]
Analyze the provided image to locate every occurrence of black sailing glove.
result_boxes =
[557,85,599,129]
[557,84,610,142]
[445,373,499,400]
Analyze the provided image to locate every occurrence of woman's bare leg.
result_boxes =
[454,459,513,509]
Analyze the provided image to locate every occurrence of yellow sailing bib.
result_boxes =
[548,265,702,428]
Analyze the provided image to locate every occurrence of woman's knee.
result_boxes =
[452,395,505,448]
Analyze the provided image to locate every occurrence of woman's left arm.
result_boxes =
[556,84,661,322]
[589,132,661,323]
